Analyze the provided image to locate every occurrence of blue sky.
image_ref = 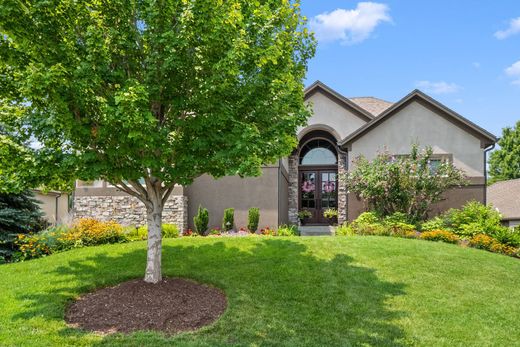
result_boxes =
[301,1,520,136]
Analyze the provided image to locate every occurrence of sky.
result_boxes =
[300,0,520,136]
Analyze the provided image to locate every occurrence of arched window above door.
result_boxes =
[299,139,337,165]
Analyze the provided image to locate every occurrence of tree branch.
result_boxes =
[161,183,175,206]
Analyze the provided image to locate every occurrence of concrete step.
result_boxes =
[299,225,334,236]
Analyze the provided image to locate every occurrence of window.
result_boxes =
[299,139,337,165]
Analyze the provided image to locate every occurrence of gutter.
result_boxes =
[483,143,496,205]
[54,192,62,226]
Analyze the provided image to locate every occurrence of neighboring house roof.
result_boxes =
[304,81,374,122]
[339,89,497,149]
[349,97,393,116]
[488,179,520,221]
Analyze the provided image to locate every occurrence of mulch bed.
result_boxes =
[65,278,227,335]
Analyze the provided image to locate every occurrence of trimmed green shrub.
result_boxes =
[248,207,260,233]
[132,223,179,240]
[335,222,354,236]
[222,208,234,231]
[193,205,209,236]
[350,212,388,236]
[443,201,502,237]
[277,224,298,236]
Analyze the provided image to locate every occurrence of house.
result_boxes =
[73,81,497,231]
[32,189,70,225]
[487,179,520,228]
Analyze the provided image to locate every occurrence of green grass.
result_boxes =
[1,236,520,347]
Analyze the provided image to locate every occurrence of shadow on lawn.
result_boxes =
[13,239,408,346]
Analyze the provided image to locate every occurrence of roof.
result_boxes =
[304,81,374,122]
[339,89,497,148]
[349,97,393,116]
[488,179,520,221]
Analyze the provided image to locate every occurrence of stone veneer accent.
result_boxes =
[73,194,188,231]
[288,154,300,224]
[337,151,347,224]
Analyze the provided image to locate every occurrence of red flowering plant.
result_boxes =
[260,227,275,236]
[183,229,193,236]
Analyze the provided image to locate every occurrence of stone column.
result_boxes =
[337,151,348,225]
[288,154,300,224]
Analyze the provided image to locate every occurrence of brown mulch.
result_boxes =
[65,278,227,335]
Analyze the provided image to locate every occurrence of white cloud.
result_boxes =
[495,17,520,39]
[415,81,461,94]
[310,2,391,45]
[505,60,520,85]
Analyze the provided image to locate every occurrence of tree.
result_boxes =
[344,145,467,222]
[0,190,46,261]
[0,1,315,282]
[489,121,520,183]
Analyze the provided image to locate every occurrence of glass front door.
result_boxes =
[299,169,337,224]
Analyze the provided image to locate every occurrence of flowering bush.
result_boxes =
[345,145,467,222]
[260,227,275,236]
[420,230,459,244]
[183,229,193,236]
[469,234,518,256]
[14,233,52,260]
[59,219,127,247]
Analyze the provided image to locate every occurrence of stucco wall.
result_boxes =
[302,91,368,140]
[186,167,280,230]
[34,191,70,225]
[349,100,484,177]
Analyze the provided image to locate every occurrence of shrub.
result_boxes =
[247,207,260,233]
[420,217,447,231]
[60,219,127,247]
[335,222,354,236]
[490,227,520,248]
[297,210,312,220]
[222,208,234,231]
[383,213,416,236]
[209,227,221,235]
[14,233,53,260]
[277,224,298,236]
[443,201,502,237]
[193,205,209,236]
[420,230,459,244]
[350,212,388,236]
[133,224,180,239]
[344,144,467,222]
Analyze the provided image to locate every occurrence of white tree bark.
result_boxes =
[144,197,163,283]
[113,177,174,284]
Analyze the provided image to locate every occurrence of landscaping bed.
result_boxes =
[66,278,227,335]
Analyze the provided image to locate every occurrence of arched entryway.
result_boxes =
[297,131,339,225]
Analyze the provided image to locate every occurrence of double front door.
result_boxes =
[299,168,338,224]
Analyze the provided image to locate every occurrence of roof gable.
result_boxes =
[304,81,374,122]
[339,89,497,149]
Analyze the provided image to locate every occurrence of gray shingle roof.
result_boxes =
[488,178,520,220]
[349,97,393,116]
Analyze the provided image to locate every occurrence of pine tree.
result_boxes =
[0,190,46,261]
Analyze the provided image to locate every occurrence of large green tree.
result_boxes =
[0,0,315,282]
[489,121,520,183]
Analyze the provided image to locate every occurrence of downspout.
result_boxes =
[55,192,62,226]
[483,143,496,205]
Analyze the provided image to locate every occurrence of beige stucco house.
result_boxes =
[73,81,497,231]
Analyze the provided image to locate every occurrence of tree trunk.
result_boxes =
[144,197,163,283]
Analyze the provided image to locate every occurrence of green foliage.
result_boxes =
[490,227,520,248]
[0,0,315,193]
[222,208,235,231]
[469,234,518,256]
[335,222,354,236]
[489,121,520,183]
[247,207,260,233]
[323,208,338,219]
[0,190,47,260]
[298,210,312,219]
[132,223,179,240]
[345,145,467,222]
[420,217,447,231]
[442,201,503,237]
[349,212,388,236]
[193,205,209,236]
[277,224,298,236]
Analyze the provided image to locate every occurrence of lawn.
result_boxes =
[1,236,519,347]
